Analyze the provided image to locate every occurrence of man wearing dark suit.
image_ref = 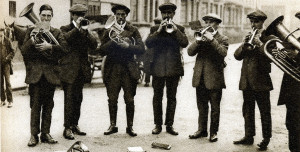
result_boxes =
[21,4,68,147]
[60,4,97,140]
[1,27,15,108]
[277,12,300,152]
[99,4,145,137]
[188,13,228,142]
[145,2,188,135]
[233,10,274,151]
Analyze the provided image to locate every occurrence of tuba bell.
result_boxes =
[264,15,300,82]
[105,15,135,45]
[19,2,60,45]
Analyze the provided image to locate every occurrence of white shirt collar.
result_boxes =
[72,20,79,29]
[115,21,126,29]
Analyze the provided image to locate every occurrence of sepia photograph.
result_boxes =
[0,0,299,151]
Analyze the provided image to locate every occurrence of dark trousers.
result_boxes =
[152,76,180,126]
[62,71,85,128]
[1,63,12,102]
[196,85,222,134]
[144,73,151,83]
[286,101,300,152]
[30,76,55,135]
[105,64,136,127]
[242,90,272,138]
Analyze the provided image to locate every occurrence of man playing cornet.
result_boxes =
[233,10,275,151]
[145,2,188,135]
[187,13,228,142]
[21,4,68,147]
[60,4,97,140]
[99,4,145,137]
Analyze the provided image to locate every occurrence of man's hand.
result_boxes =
[35,40,52,52]
[170,20,178,32]
[252,35,263,47]
[203,32,214,42]
[157,19,168,33]
[117,40,129,49]
[76,17,85,28]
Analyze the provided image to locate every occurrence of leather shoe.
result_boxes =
[7,102,12,108]
[0,101,5,107]
[126,127,137,136]
[104,125,118,135]
[28,135,39,147]
[209,133,218,142]
[152,125,162,134]
[72,126,86,136]
[233,136,254,145]
[40,133,58,144]
[63,128,75,140]
[166,126,178,135]
[189,131,208,139]
[257,138,270,151]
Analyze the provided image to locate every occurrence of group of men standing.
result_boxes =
[12,1,299,152]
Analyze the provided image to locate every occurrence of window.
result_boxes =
[131,0,138,22]
[9,1,16,17]
[201,2,208,17]
[190,0,194,21]
[196,1,200,20]
[150,0,153,22]
[144,0,148,22]
[214,4,218,14]
[155,0,158,17]
[180,0,187,23]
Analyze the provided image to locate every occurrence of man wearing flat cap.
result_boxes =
[59,4,97,140]
[233,10,275,151]
[188,13,228,142]
[145,2,188,136]
[99,3,145,137]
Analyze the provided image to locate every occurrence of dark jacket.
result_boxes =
[21,27,68,85]
[59,23,98,84]
[99,22,145,83]
[145,24,189,77]
[188,32,228,89]
[234,30,274,91]
[278,53,300,105]
[1,31,15,66]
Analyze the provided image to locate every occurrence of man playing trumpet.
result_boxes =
[233,10,275,151]
[60,4,97,140]
[145,2,188,135]
[188,13,228,142]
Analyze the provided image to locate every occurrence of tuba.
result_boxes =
[19,3,59,45]
[194,26,217,41]
[105,15,135,45]
[264,15,300,82]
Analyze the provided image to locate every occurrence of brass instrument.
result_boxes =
[79,18,90,30]
[194,26,217,41]
[244,28,258,50]
[165,18,174,33]
[105,15,135,45]
[19,2,60,45]
[264,15,300,82]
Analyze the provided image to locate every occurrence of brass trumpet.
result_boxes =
[165,18,174,33]
[79,18,90,30]
[244,28,258,50]
[194,26,217,41]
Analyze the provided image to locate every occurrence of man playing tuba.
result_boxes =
[188,13,228,142]
[21,4,68,147]
[99,4,145,137]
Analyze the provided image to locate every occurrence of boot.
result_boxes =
[104,103,118,135]
[126,103,137,136]
[257,138,270,151]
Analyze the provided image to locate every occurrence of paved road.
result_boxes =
[0,44,290,152]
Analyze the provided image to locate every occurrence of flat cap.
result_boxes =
[111,4,130,14]
[202,13,222,23]
[69,4,88,13]
[247,10,267,21]
[159,2,177,11]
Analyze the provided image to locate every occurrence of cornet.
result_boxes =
[79,18,90,30]
[194,26,217,41]
[244,28,259,51]
[164,18,174,33]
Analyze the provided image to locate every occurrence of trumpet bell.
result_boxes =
[194,32,202,41]
[166,24,174,33]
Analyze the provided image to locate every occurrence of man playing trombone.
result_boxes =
[60,4,97,140]
[99,4,145,137]
[145,2,188,135]
[233,10,274,151]
[187,13,228,142]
